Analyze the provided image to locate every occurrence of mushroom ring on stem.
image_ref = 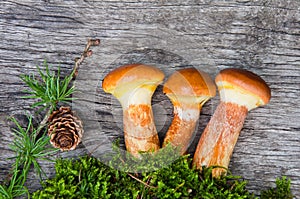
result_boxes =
[102,64,164,157]
[162,68,216,155]
[193,68,271,177]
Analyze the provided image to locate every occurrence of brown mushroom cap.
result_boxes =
[102,64,165,95]
[215,68,271,105]
[163,68,216,99]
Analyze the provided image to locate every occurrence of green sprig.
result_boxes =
[20,61,75,112]
[0,158,29,199]
[0,116,59,199]
[9,116,59,178]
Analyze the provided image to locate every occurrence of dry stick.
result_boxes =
[127,173,157,189]
[36,109,52,133]
[109,153,158,189]
[73,39,101,79]
[139,177,152,199]
[36,38,100,134]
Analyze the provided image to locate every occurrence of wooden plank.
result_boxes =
[0,0,299,197]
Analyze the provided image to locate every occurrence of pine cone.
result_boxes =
[48,106,83,151]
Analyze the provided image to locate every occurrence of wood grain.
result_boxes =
[0,0,299,197]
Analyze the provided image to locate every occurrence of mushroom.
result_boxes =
[162,68,216,155]
[193,68,271,177]
[102,64,164,156]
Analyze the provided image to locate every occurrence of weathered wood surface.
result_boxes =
[0,0,299,197]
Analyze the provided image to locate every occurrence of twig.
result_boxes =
[36,108,52,135]
[73,39,101,79]
[111,153,157,189]
[127,173,157,189]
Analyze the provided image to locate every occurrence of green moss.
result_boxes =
[260,176,293,199]
[31,142,294,199]
[32,152,294,199]
[32,155,258,199]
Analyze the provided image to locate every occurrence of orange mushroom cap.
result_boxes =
[102,64,165,93]
[215,68,271,109]
[163,68,216,106]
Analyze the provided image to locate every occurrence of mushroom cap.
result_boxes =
[163,68,216,100]
[215,68,271,108]
[102,63,165,95]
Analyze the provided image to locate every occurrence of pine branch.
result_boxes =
[35,38,100,134]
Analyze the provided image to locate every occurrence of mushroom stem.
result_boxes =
[163,103,201,154]
[120,88,160,156]
[193,102,248,176]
